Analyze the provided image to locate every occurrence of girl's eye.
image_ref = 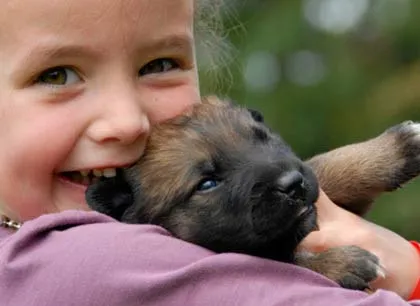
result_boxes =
[196,179,220,192]
[36,67,81,86]
[139,58,180,76]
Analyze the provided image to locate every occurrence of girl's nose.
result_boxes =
[86,87,151,145]
[91,114,150,145]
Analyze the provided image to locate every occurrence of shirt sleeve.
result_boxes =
[0,210,419,306]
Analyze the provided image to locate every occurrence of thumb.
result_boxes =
[297,190,344,252]
[314,189,342,224]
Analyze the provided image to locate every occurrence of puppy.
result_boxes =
[86,96,420,291]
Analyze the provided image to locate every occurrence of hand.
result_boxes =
[298,189,420,299]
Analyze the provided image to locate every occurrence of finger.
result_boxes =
[298,229,327,252]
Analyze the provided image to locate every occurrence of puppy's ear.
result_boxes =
[85,176,134,221]
[202,95,225,106]
[202,95,238,108]
[247,108,264,123]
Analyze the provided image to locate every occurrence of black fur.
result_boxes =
[85,172,133,221]
[85,100,389,290]
[247,108,264,123]
[86,105,319,263]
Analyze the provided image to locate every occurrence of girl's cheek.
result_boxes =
[147,84,200,124]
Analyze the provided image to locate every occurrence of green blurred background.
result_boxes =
[199,0,420,240]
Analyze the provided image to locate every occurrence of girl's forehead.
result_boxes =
[1,0,195,49]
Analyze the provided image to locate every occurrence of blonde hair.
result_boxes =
[194,0,238,93]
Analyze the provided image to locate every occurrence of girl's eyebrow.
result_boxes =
[134,33,194,57]
[24,33,194,62]
[24,44,99,62]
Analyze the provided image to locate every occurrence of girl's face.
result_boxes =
[0,0,199,221]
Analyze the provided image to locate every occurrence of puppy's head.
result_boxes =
[86,97,319,262]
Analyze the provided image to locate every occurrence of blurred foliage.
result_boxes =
[199,0,420,240]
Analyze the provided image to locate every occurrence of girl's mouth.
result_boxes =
[58,168,118,186]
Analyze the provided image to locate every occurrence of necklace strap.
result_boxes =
[1,215,22,230]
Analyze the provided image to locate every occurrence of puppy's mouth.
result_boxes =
[250,183,318,242]
[296,204,314,219]
[58,168,121,186]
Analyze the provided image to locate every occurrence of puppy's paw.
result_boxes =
[330,246,384,291]
[295,246,385,291]
[381,120,420,190]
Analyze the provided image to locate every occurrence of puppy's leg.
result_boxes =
[294,245,384,291]
[306,121,420,216]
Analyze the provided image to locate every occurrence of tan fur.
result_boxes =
[132,96,402,290]
[140,96,418,218]
[307,123,416,215]
[89,96,420,292]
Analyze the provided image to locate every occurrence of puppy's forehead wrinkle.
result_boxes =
[152,102,273,163]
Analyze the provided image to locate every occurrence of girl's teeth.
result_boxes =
[79,168,117,178]
[80,170,90,177]
[103,168,117,178]
[93,169,103,177]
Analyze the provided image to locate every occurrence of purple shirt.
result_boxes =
[0,210,418,306]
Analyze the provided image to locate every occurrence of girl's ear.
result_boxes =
[85,176,134,221]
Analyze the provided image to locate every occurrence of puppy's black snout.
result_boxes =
[275,170,304,197]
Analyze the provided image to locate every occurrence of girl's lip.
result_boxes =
[55,174,90,206]
[57,162,138,173]
[56,173,89,189]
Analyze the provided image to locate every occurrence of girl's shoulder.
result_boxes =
[0,210,215,274]
[0,210,417,306]
[0,210,214,305]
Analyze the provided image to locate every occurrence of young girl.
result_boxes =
[0,0,419,305]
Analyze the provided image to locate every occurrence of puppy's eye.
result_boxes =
[196,179,219,192]
[252,126,269,142]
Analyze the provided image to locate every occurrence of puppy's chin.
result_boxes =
[250,206,318,263]
[288,205,319,243]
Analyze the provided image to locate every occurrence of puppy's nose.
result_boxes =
[275,170,304,197]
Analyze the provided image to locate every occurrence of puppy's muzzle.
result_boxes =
[274,170,305,199]
[250,169,311,238]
